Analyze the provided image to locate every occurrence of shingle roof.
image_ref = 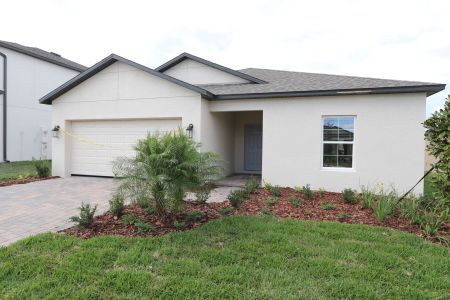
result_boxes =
[0,40,87,72]
[199,68,445,98]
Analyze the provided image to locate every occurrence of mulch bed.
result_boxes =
[0,176,59,187]
[63,187,449,245]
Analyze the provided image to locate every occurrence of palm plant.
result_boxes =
[113,130,222,217]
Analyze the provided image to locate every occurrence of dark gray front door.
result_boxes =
[244,124,262,171]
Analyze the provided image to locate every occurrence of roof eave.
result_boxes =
[0,42,87,72]
[155,52,268,84]
[40,54,214,105]
[212,84,446,100]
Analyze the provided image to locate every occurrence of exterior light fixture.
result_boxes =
[186,123,194,138]
[51,125,60,138]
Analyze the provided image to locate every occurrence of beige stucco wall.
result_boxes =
[209,93,426,194]
[163,58,250,85]
[51,61,202,176]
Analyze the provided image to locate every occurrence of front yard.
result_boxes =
[1,216,449,299]
[0,160,41,180]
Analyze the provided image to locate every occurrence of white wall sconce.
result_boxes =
[51,125,60,138]
[186,123,194,138]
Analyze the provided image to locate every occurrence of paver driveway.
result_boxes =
[0,176,117,246]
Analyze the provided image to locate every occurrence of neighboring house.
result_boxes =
[40,53,445,193]
[0,40,86,162]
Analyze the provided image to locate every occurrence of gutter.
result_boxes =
[0,51,8,162]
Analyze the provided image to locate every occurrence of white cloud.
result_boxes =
[1,0,448,115]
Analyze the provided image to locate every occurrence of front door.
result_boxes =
[244,124,262,172]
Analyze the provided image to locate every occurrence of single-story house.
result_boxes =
[40,52,445,193]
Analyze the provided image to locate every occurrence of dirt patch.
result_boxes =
[0,176,59,187]
[63,187,449,245]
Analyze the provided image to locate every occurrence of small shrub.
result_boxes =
[135,195,151,209]
[261,208,275,216]
[145,206,156,215]
[361,186,376,209]
[343,188,357,204]
[420,208,449,236]
[32,158,51,178]
[264,197,280,206]
[288,196,303,208]
[109,193,125,217]
[174,220,187,230]
[302,184,313,200]
[218,207,234,216]
[338,212,350,220]
[243,177,259,194]
[316,188,326,197]
[294,186,303,193]
[372,192,397,221]
[227,189,246,208]
[400,194,422,225]
[270,186,282,197]
[263,181,273,190]
[195,186,212,204]
[321,202,336,210]
[186,211,206,222]
[70,202,97,228]
[134,220,155,234]
[122,214,139,225]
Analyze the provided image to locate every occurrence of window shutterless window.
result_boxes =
[322,116,355,169]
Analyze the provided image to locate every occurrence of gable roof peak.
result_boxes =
[155,52,267,84]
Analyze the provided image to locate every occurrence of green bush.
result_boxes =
[263,181,273,190]
[195,186,212,204]
[69,202,97,228]
[338,212,350,220]
[321,202,336,210]
[174,220,187,230]
[342,188,357,204]
[302,184,313,200]
[294,186,303,193]
[122,214,139,225]
[243,177,259,194]
[270,185,282,197]
[32,159,51,178]
[316,188,326,197]
[288,196,302,208]
[134,220,155,234]
[218,207,234,216]
[360,186,376,209]
[372,192,397,221]
[264,197,279,206]
[424,97,450,208]
[420,208,449,236]
[185,211,206,222]
[400,194,422,225]
[113,130,222,216]
[227,189,247,208]
[109,193,125,217]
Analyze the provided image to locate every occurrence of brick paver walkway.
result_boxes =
[0,177,117,246]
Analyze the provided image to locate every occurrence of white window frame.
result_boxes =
[321,115,356,171]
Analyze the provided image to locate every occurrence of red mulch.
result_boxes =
[0,176,59,187]
[63,187,449,245]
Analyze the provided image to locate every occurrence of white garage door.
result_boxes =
[70,119,181,176]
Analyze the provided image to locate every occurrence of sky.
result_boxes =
[1,0,448,116]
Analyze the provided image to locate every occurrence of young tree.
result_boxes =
[424,96,450,207]
[113,130,222,218]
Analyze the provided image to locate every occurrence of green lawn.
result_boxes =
[1,216,448,299]
[0,160,51,180]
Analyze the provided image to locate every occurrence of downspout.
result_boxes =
[0,51,8,162]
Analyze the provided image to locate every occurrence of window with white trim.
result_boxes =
[322,116,355,168]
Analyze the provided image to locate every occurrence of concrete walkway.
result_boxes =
[0,177,116,247]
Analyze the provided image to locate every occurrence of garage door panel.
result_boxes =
[70,119,181,176]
